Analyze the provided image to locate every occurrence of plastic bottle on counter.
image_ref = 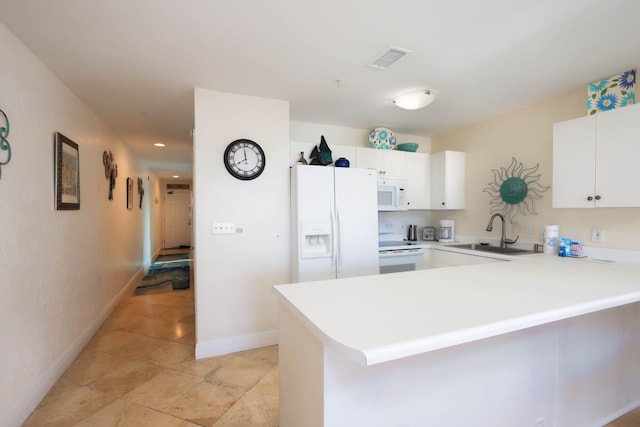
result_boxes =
[543,225,559,255]
[558,238,572,257]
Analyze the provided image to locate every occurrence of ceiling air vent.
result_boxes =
[369,46,412,70]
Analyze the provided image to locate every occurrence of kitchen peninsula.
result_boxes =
[274,252,640,427]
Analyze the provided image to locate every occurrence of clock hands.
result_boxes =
[235,147,249,166]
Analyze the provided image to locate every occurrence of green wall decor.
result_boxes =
[483,157,549,223]
[0,109,11,180]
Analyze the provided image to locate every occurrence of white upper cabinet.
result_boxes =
[553,103,640,208]
[429,151,465,210]
[405,152,430,210]
[355,147,407,179]
[552,115,597,208]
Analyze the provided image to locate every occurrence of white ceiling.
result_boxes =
[2,0,640,179]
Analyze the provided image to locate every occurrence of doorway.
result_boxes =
[163,189,192,249]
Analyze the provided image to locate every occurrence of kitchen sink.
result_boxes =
[448,243,536,255]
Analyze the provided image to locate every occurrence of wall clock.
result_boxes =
[223,139,266,180]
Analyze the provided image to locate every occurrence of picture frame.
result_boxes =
[54,132,80,210]
[126,177,133,210]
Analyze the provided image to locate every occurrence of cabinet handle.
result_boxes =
[587,196,593,201]
[595,195,601,200]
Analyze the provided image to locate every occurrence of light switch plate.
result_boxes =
[212,222,236,234]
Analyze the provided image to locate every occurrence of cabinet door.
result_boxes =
[405,153,429,209]
[552,115,597,208]
[429,151,465,209]
[595,103,640,207]
[355,147,406,179]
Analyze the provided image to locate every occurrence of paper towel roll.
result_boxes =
[543,225,559,255]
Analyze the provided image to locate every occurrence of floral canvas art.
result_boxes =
[587,69,636,115]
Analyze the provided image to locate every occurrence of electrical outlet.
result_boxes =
[525,226,534,238]
[212,222,236,234]
[591,228,604,243]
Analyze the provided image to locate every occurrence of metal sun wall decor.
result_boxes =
[102,151,118,200]
[0,109,11,179]
[483,157,550,224]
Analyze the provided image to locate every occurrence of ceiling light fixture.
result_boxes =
[154,143,166,147]
[172,175,179,179]
[393,90,436,110]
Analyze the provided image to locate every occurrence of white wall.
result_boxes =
[431,88,640,251]
[193,88,290,358]
[0,23,147,426]
[144,175,164,267]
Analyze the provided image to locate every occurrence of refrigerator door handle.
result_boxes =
[330,205,337,273]
[336,209,343,271]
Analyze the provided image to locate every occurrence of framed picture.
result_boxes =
[54,132,80,210]
[126,177,133,210]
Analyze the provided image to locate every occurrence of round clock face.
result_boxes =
[223,139,266,180]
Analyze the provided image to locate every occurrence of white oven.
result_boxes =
[378,243,424,274]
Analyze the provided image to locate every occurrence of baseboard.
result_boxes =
[144,248,163,271]
[195,330,279,360]
[1,267,144,427]
[597,399,640,426]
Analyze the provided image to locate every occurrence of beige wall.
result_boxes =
[431,88,640,250]
[291,120,431,153]
[0,23,147,426]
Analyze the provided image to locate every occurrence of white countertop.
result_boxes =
[273,253,640,366]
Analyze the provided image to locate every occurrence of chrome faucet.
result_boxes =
[485,213,519,248]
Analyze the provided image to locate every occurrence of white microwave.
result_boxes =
[377,179,408,211]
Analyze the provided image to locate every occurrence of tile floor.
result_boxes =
[22,249,640,427]
[609,407,640,427]
[24,251,278,427]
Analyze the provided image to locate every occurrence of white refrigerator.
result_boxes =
[291,164,379,282]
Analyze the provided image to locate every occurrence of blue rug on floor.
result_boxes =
[134,264,190,296]
[148,252,190,270]
[153,252,190,263]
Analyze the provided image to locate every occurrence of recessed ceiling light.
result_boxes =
[154,143,166,147]
[172,175,179,179]
[393,90,436,110]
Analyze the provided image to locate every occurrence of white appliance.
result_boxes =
[439,219,455,243]
[291,165,379,282]
[378,221,425,274]
[377,178,408,211]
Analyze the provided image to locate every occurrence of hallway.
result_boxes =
[24,253,279,426]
